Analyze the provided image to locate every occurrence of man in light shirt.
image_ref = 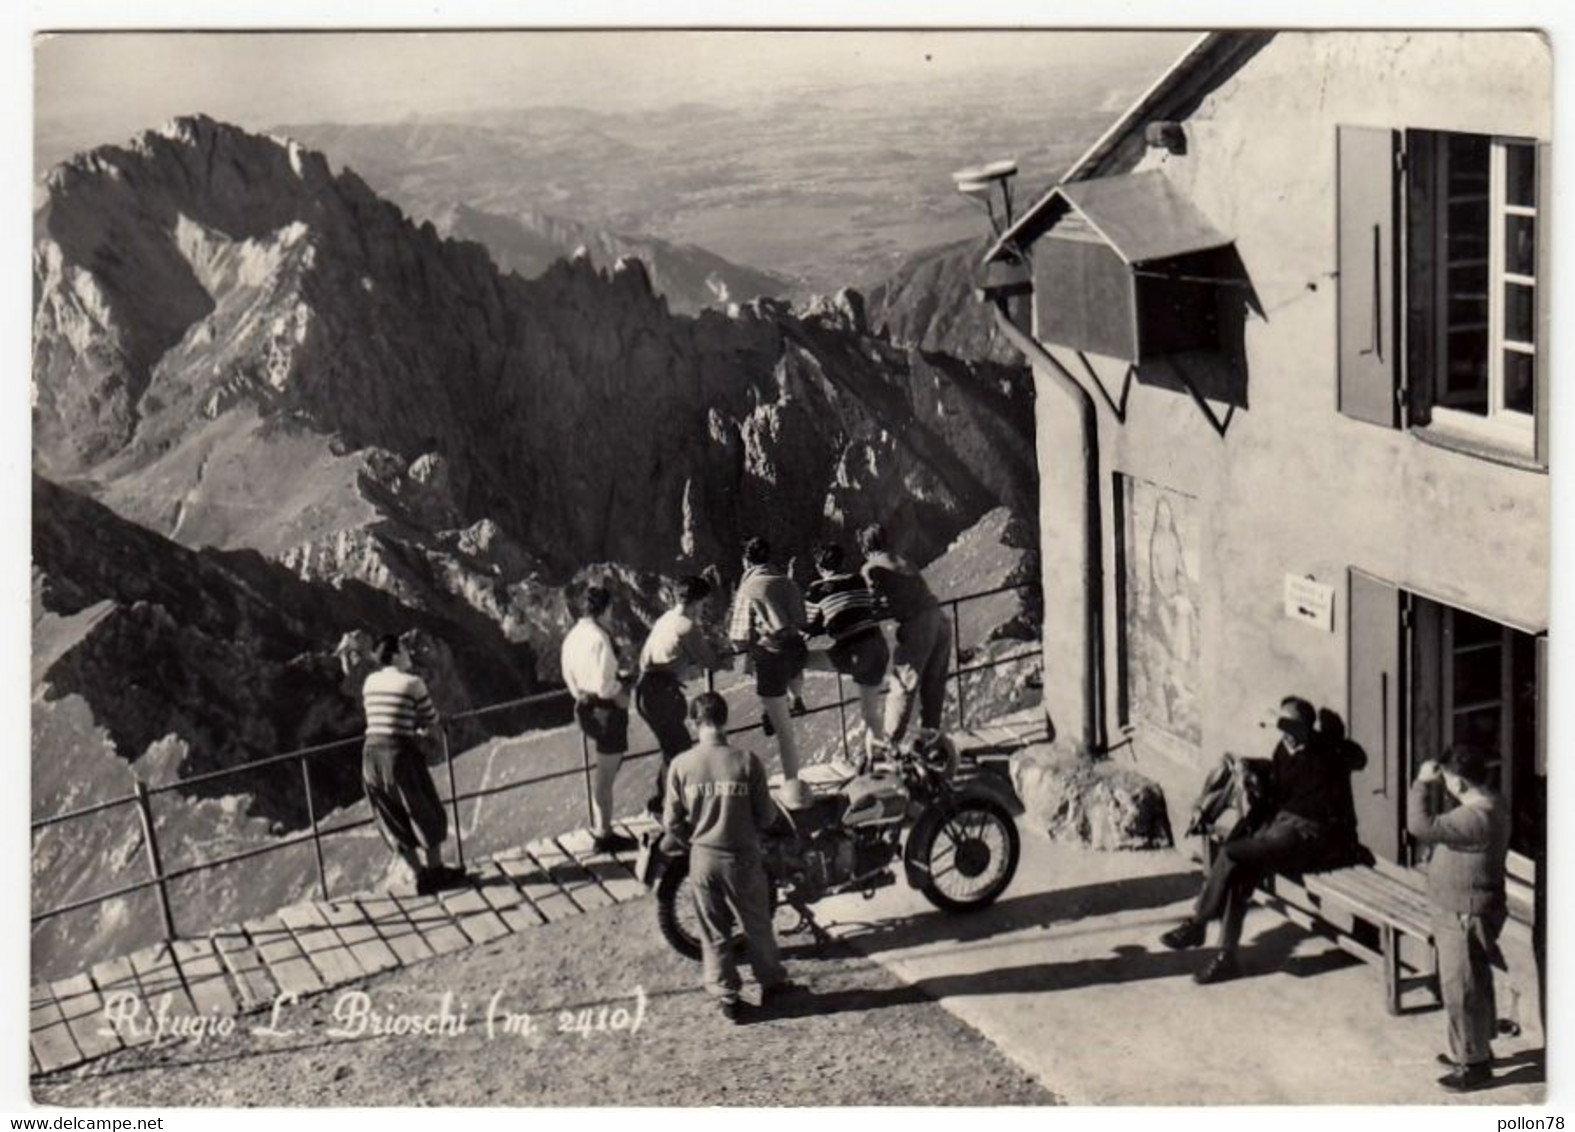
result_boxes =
[561,585,639,854]
[636,574,720,817]
[727,537,809,783]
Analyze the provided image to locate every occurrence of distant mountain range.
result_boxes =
[429,200,791,315]
[272,80,1130,295]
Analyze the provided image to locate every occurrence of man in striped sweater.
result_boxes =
[859,523,952,747]
[361,634,465,895]
[805,542,890,764]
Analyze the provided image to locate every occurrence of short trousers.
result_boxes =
[575,696,630,755]
[752,637,808,699]
[829,629,890,688]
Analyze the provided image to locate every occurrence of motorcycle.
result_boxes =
[637,730,1023,961]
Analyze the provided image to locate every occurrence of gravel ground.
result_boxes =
[34,898,1056,1107]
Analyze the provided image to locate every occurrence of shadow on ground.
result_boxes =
[772,918,1366,1021]
[835,869,1203,955]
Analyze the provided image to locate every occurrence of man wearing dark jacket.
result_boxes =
[664,692,797,1022]
[1160,696,1357,984]
[858,523,950,746]
[1409,745,1511,1093]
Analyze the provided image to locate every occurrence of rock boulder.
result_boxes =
[1011,744,1174,851]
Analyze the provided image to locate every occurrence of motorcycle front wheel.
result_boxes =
[653,856,784,963]
[914,799,1020,913]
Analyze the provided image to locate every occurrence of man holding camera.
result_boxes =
[1408,745,1511,1093]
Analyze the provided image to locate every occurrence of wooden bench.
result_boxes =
[1208,833,1539,1022]
[1260,858,1535,1019]
[1275,862,1439,1015]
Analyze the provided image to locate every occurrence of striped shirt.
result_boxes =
[804,572,880,643]
[362,667,439,737]
[727,565,807,651]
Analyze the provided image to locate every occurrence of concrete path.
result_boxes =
[817,830,1546,1105]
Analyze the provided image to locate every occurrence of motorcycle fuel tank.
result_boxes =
[840,771,910,827]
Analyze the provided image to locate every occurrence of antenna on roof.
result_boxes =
[951,159,1018,239]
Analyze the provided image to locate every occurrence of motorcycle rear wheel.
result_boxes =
[915,799,1020,913]
[653,856,784,963]
[654,857,704,961]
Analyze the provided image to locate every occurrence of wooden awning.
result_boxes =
[1051,172,1230,264]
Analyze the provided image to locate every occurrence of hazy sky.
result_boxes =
[35,30,1194,167]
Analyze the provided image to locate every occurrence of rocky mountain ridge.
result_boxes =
[34,116,1036,592]
[863,236,1029,366]
[429,200,791,315]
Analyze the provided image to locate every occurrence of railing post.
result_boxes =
[132,780,177,942]
[951,597,968,732]
[834,669,850,763]
[580,728,596,829]
[300,755,329,901]
[440,723,465,871]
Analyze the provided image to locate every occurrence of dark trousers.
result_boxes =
[1196,811,1329,952]
[886,607,953,743]
[635,671,692,811]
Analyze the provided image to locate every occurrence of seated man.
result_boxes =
[1160,696,1357,984]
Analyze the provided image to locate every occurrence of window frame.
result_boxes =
[1424,133,1539,454]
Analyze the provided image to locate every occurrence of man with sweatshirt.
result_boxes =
[664,692,797,1022]
[858,523,951,747]
[636,574,720,817]
[1408,745,1511,1093]
[805,542,889,763]
[727,536,809,782]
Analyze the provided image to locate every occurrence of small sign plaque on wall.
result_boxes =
[1284,574,1335,631]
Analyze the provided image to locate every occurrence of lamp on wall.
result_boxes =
[951,159,1018,239]
[1144,121,1188,155]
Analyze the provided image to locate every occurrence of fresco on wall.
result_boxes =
[1124,477,1203,747]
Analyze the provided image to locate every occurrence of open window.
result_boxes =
[1337,125,1550,467]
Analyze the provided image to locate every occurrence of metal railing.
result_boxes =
[30,580,1038,940]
